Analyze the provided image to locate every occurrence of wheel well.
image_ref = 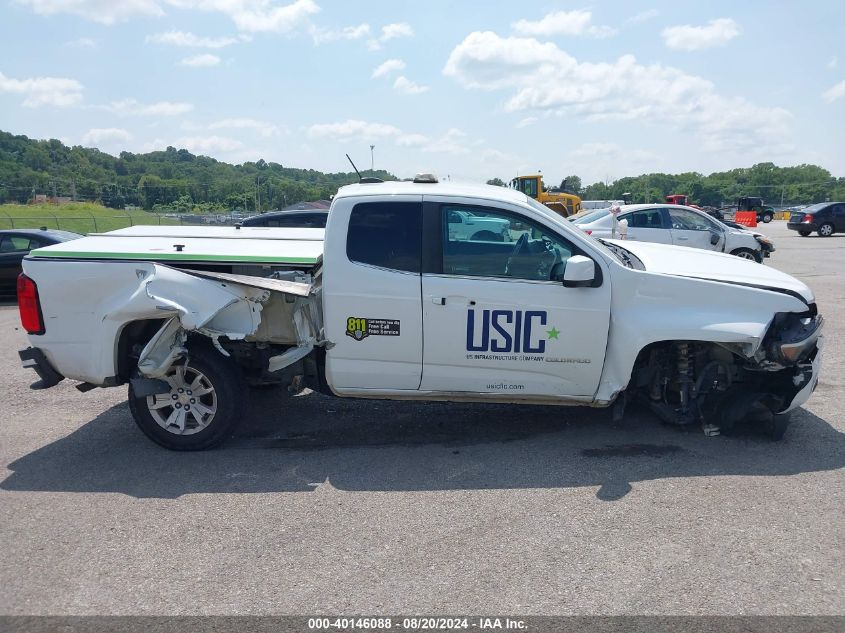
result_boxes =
[115,319,167,382]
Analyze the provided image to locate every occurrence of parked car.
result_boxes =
[787,202,845,237]
[573,204,768,262]
[241,210,329,228]
[719,220,776,258]
[0,228,82,297]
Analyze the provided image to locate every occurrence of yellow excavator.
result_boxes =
[510,174,581,217]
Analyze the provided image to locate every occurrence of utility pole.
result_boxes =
[370,145,375,175]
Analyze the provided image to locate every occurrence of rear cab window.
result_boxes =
[346,202,422,273]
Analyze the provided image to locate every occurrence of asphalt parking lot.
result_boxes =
[0,220,842,616]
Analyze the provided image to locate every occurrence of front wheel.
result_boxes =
[798,230,811,237]
[731,248,762,263]
[128,343,246,450]
[818,223,834,237]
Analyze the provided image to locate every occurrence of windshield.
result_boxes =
[572,207,611,225]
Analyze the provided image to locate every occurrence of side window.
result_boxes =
[441,206,576,282]
[0,236,32,252]
[625,209,665,229]
[346,202,421,273]
[520,179,538,198]
[668,208,713,231]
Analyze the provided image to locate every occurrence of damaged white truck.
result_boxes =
[17,179,823,449]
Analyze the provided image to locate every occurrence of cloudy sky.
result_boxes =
[1,0,843,185]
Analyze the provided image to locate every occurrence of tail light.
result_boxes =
[802,214,813,223]
[17,274,45,335]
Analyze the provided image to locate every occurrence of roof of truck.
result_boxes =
[335,180,532,205]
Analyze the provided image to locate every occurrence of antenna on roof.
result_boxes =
[346,153,383,184]
[346,153,362,181]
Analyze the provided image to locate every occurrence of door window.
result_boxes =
[520,178,538,198]
[441,206,576,282]
[347,202,422,273]
[623,208,666,229]
[0,236,32,252]
[668,208,714,231]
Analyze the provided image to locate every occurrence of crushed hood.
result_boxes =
[604,239,814,304]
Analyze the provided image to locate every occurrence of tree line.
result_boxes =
[0,130,394,212]
[489,164,845,207]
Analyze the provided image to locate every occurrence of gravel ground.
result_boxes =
[0,221,842,615]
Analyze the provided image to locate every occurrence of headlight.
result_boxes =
[755,236,772,246]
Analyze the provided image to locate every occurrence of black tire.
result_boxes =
[128,343,246,450]
[761,212,773,223]
[817,223,834,237]
[730,247,762,263]
[798,230,811,237]
[471,230,504,242]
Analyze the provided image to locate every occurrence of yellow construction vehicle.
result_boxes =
[510,174,581,217]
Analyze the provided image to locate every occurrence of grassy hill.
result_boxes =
[0,202,180,234]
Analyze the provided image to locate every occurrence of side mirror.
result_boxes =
[562,255,596,288]
[710,230,721,245]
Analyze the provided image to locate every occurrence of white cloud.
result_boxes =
[147,30,239,48]
[171,0,320,34]
[180,53,221,67]
[822,79,845,103]
[177,135,244,154]
[16,0,164,24]
[18,0,320,33]
[396,133,429,147]
[307,119,402,141]
[827,56,838,70]
[366,22,414,50]
[628,9,659,24]
[515,116,538,128]
[0,71,84,107]
[512,10,616,39]
[662,18,740,51]
[209,118,284,137]
[105,98,194,116]
[422,128,470,155]
[393,76,429,95]
[81,127,133,146]
[310,23,370,44]
[443,31,792,153]
[371,58,405,79]
[66,37,97,48]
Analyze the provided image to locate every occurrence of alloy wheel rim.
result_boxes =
[821,225,832,236]
[737,251,757,260]
[146,364,218,435]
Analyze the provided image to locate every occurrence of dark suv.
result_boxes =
[787,202,845,237]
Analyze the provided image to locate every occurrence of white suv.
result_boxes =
[573,204,770,262]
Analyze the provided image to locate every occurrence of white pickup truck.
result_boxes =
[17,178,823,449]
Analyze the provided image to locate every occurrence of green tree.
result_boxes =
[486,177,505,186]
[560,175,581,195]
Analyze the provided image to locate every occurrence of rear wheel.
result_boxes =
[731,248,762,263]
[818,223,834,237]
[761,212,773,223]
[798,230,811,237]
[471,230,504,242]
[128,343,245,450]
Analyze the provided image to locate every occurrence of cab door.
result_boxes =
[668,207,724,252]
[618,207,672,244]
[420,200,611,398]
[322,198,424,391]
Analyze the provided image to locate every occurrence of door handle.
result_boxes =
[677,236,689,241]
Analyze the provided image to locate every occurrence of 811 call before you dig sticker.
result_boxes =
[345,317,401,341]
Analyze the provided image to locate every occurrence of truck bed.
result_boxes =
[29,225,325,268]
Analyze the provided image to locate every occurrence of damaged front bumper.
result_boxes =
[779,335,824,414]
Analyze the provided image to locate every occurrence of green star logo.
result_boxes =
[547,326,560,340]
